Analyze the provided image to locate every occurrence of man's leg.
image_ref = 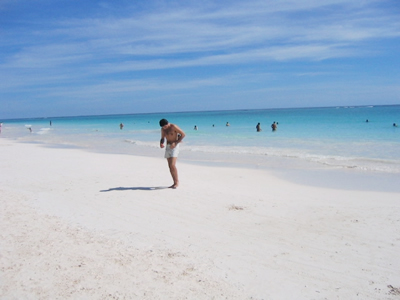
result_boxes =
[167,157,179,188]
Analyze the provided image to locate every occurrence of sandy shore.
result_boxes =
[1,139,399,299]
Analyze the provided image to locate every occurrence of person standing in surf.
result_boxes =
[159,119,186,189]
[271,121,277,131]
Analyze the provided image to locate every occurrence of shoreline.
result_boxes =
[7,136,400,194]
[1,138,400,299]
[32,138,400,193]
[2,105,400,176]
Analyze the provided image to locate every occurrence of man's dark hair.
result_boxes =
[159,119,168,127]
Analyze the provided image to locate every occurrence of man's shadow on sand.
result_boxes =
[100,186,169,192]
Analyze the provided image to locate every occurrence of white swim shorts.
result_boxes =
[165,143,180,158]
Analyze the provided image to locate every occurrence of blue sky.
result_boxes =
[1,0,399,119]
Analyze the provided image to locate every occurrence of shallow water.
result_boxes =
[2,105,400,174]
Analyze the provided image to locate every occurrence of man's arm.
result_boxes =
[160,129,166,148]
[173,124,186,144]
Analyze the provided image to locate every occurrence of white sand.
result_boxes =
[1,139,400,299]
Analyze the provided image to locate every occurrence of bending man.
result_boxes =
[159,119,186,189]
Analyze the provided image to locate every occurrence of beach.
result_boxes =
[1,138,400,299]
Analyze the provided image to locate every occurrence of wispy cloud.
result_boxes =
[4,0,398,63]
[0,0,399,118]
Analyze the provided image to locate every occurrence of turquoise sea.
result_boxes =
[1,105,400,174]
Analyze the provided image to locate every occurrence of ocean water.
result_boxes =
[1,105,400,174]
